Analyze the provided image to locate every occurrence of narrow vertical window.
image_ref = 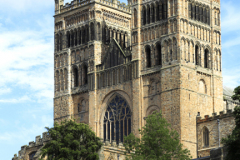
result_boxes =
[97,23,101,41]
[203,127,209,147]
[83,65,88,85]
[73,67,79,87]
[156,2,159,21]
[60,33,62,51]
[146,46,151,68]
[90,23,94,41]
[142,6,146,25]
[195,45,199,65]
[148,5,151,24]
[204,49,209,68]
[156,43,162,66]
[134,9,137,27]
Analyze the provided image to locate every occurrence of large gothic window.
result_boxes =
[103,94,132,144]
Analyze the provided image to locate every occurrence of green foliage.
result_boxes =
[40,119,103,160]
[124,112,191,160]
[222,86,240,160]
[232,86,240,102]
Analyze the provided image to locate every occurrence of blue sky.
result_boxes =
[0,0,240,159]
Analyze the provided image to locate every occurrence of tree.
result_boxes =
[123,112,191,160]
[222,86,240,160]
[40,119,103,160]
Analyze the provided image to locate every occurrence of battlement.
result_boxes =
[12,132,51,160]
[197,109,233,123]
[57,0,130,14]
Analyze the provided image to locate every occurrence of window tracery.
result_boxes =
[103,94,131,144]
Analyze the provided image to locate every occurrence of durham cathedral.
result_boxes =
[12,0,240,159]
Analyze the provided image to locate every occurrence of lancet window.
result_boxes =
[203,127,209,147]
[103,94,132,144]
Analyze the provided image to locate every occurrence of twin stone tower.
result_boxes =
[53,0,222,158]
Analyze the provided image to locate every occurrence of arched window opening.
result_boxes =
[195,45,199,65]
[142,6,147,25]
[196,5,199,21]
[91,23,94,41]
[203,127,209,147]
[29,151,36,160]
[156,43,162,65]
[204,49,209,68]
[146,46,151,68]
[103,94,132,144]
[134,9,137,27]
[83,65,88,85]
[199,79,207,94]
[73,67,79,87]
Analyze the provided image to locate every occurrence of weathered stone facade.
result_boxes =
[14,0,240,159]
[54,0,224,159]
[196,110,235,158]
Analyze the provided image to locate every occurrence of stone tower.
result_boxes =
[53,0,223,158]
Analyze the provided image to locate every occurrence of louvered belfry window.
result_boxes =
[104,94,132,144]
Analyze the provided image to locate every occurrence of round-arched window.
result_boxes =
[103,94,131,144]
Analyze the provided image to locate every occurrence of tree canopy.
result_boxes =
[40,119,103,160]
[123,112,191,160]
[222,86,240,160]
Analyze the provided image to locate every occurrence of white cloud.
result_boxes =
[0,0,53,13]
[0,87,11,95]
[223,67,240,89]
[0,18,54,101]
[221,1,240,33]
[0,95,31,103]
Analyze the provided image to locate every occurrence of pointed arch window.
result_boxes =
[67,32,70,48]
[203,127,209,147]
[103,94,132,144]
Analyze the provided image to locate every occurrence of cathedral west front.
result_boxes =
[14,0,239,159]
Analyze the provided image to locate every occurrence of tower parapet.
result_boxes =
[56,0,130,15]
[12,132,51,160]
